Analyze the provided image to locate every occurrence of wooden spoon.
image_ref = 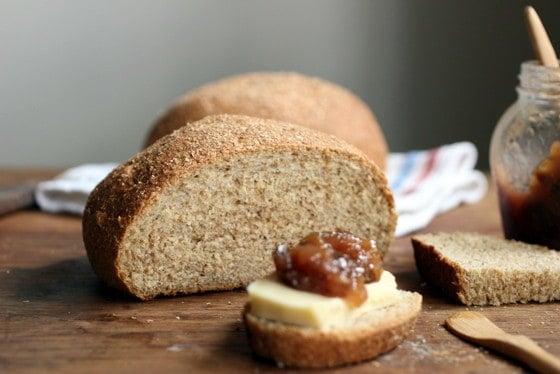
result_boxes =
[445,311,560,374]
[525,5,559,67]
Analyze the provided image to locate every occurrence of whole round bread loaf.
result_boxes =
[144,72,388,168]
[83,114,396,300]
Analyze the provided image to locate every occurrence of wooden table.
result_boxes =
[1,169,559,373]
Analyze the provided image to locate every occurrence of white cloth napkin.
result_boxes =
[34,163,118,215]
[34,142,488,236]
[386,142,488,236]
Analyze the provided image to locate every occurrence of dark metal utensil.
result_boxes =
[0,181,37,216]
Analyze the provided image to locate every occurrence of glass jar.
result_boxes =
[490,60,560,250]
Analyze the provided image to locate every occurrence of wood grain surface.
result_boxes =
[1,169,559,373]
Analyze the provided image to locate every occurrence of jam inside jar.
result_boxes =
[273,231,383,307]
[497,141,560,249]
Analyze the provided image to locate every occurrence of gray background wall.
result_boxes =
[2,0,560,169]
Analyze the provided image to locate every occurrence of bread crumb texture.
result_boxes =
[412,232,560,306]
[82,114,396,300]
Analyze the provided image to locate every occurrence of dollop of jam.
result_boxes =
[273,231,383,307]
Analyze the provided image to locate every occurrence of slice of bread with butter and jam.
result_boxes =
[243,231,422,369]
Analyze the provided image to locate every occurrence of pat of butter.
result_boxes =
[247,270,399,329]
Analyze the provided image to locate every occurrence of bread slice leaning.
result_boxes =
[144,71,388,168]
[82,114,396,300]
[412,232,560,306]
[243,290,422,369]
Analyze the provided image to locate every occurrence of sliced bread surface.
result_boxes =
[82,114,396,300]
[412,232,560,306]
[144,71,388,168]
[243,290,421,368]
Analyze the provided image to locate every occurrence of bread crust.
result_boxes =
[243,291,422,368]
[144,72,388,168]
[411,236,466,304]
[82,114,396,299]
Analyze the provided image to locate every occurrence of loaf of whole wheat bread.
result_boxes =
[83,114,396,300]
[144,72,388,168]
[412,232,560,306]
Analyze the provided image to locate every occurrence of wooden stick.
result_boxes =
[525,6,559,67]
[446,311,560,374]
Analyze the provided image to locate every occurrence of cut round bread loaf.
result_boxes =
[412,232,560,306]
[83,114,396,300]
[144,71,388,168]
[243,290,422,368]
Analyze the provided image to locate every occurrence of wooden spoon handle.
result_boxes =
[525,6,559,67]
[485,334,560,374]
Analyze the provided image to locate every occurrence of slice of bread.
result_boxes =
[82,114,396,300]
[243,290,422,368]
[144,71,388,168]
[412,232,560,306]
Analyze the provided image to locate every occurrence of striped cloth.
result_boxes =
[386,142,487,236]
[34,142,488,237]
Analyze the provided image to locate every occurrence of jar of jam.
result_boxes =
[490,60,560,249]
